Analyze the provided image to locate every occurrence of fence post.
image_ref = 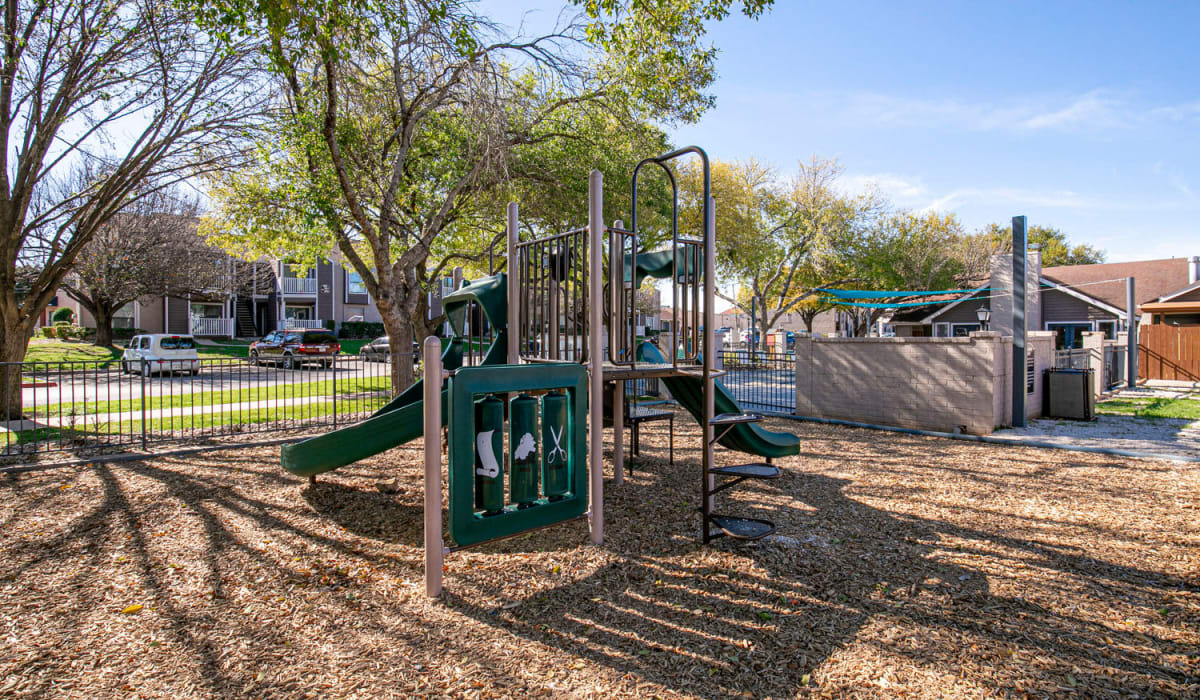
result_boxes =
[140,360,148,449]
[332,356,338,428]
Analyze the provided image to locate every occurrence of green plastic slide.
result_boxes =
[625,248,702,288]
[280,275,509,478]
[636,341,800,459]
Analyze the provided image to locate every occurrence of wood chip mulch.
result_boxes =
[1,413,1196,698]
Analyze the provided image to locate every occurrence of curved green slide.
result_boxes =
[280,274,509,478]
[625,248,701,288]
[637,341,800,459]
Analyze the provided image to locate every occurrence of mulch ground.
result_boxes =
[1,413,1197,698]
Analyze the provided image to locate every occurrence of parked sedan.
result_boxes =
[249,329,341,369]
[359,336,420,363]
[122,334,201,376]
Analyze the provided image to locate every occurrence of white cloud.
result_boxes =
[922,188,1095,213]
[840,89,1196,133]
[839,172,928,203]
[1021,92,1125,130]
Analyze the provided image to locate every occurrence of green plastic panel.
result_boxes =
[447,363,588,547]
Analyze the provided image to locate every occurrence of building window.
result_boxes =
[284,305,312,321]
[190,303,224,319]
[282,263,315,279]
[1045,321,1093,349]
[347,271,367,295]
[1096,320,1117,339]
[950,323,980,337]
[113,302,136,329]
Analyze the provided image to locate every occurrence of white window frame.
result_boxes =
[949,322,981,337]
[284,304,313,321]
[1095,319,1118,339]
[346,270,368,296]
[1045,320,1095,349]
[933,322,951,337]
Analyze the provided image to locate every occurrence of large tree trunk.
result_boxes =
[93,305,115,347]
[377,292,419,395]
[0,312,34,421]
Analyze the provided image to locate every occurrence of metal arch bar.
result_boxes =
[630,146,710,367]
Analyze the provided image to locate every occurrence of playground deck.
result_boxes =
[2,416,1196,698]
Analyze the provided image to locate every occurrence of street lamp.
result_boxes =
[976,306,991,331]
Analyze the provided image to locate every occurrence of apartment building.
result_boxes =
[54,255,384,339]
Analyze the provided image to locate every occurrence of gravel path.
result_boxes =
[1,416,1196,698]
[992,389,1200,460]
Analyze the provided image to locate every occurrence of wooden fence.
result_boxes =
[1138,324,1200,382]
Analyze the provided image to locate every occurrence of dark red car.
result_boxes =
[249,329,341,369]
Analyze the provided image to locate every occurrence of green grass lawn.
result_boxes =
[30,375,391,417]
[24,339,122,367]
[196,339,370,359]
[1096,396,1200,420]
[4,398,385,446]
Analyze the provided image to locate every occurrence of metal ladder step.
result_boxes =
[707,515,776,541]
[709,413,762,426]
[710,462,781,480]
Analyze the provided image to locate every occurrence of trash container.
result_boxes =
[1042,368,1095,420]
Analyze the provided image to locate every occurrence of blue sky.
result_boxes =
[484,1,1200,263]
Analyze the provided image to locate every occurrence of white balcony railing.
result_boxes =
[191,317,235,337]
[281,277,317,294]
[280,318,326,329]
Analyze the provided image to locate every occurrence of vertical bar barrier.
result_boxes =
[423,335,443,597]
[332,355,338,428]
[506,202,520,365]
[587,169,604,546]
[1126,277,1137,388]
[140,360,148,449]
[610,220,624,485]
[703,195,716,519]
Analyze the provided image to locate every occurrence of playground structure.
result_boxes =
[279,146,801,597]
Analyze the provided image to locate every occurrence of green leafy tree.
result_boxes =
[839,210,989,336]
[681,157,882,345]
[0,0,261,417]
[980,223,1105,267]
[198,1,761,389]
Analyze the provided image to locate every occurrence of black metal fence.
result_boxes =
[1103,344,1127,390]
[718,350,795,413]
[1,354,398,459]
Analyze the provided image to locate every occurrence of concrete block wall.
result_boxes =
[1027,330,1054,419]
[794,331,1015,435]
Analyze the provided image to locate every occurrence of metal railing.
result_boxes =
[513,227,589,362]
[281,277,317,294]
[1054,348,1091,370]
[0,354,394,460]
[281,318,326,329]
[718,350,796,413]
[1103,343,1127,390]
[190,317,235,337]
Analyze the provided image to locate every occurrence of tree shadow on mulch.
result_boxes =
[0,452,426,698]
[301,479,424,546]
[444,464,1197,698]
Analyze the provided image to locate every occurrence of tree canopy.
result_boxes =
[979,223,1105,267]
[198,0,768,388]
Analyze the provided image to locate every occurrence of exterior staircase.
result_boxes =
[704,413,782,542]
[235,299,257,338]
